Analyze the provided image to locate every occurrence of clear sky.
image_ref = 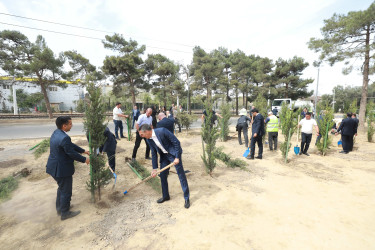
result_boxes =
[0,0,373,95]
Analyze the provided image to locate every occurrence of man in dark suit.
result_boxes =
[46,116,90,220]
[247,108,265,160]
[99,127,117,172]
[139,124,190,209]
[156,112,174,133]
[131,105,141,129]
[336,113,358,154]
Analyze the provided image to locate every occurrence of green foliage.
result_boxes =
[201,102,219,175]
[279,102,298,161]
[308,2,375,128]
[33,138,50,159]
[0,31,66,118]
[130,160,162,193]
[102,34,146,105]
[176,111,195,133]
[84,82,110,202]
[219,103,231,141]
[253,93,268,118]
[213,147,247,170]
[348,99,358,114]
[0,176,18,201]
[8,89,44,109]
[316,106,335,155]
[272,56,314,99]
[367,101,375,142]
[75,99,86,113]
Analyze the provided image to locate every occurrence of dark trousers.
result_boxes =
[250,135,263,157]
[113,120,124,138]
[132,131,150,158]
[106,151,116,172]
[132,118,136,129]
[341,134,353,153]
[237,124,249,147]
[52,176,72,216]
[174,118,181,133]
[268,132,278,150]
[159,154,189,200]
[301,132,312,153]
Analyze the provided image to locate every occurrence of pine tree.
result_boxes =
[316,106,335,156]
[279,102,298,162]
[201,102,219,175]
[84,82,112,202]
[219,103,231,141]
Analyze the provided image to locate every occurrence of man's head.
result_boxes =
[268,111,273,116]
[145,108,152,117]
[116,102,121,108]
[56,116,72,132]
[305,112,312,120]
[251,108,259,115]
[352,113,356,118]
[134,105,137,110]
[347,112,352,118]
[166,111,170,117]
[139,124,153,139]
[303,107,308,112]
[158,112,166,121]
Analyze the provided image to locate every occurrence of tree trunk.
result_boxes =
[358,26,370,131]
[206,86,211,103]
[285,83,289,98]
[130,79,136,106]
[235,87,238,115]
[40,81,53,119]
[188,88,191,114]
[245,91,248,110]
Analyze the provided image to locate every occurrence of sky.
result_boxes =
[0,0,374,95]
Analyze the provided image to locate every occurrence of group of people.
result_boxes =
[46,102,191,220]
[236,106,359,159]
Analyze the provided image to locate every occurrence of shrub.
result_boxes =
[218,103,231,141]
[316,106,335,155]
[0,176,18,201]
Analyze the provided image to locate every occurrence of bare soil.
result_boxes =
[0,127,374,249]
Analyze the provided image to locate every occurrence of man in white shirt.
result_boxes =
[132,108,153,161]
[298,112,319,156]
[113,102,129,140]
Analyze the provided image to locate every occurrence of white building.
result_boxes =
[0,78,85,112]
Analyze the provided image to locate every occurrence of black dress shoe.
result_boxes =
[57,205,73,215]
[157,197,170,203]
[255,156,262,159]
[247,156,255,160]
[61,210,81,221]
[299,152,302,155]
[115,137,120,140]
[303,153,310,156]
[145,157,152,160]
[185,199,190,209]
[339,151,348,154]
[121,136,126,138]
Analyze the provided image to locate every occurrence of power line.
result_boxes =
[0,12,196,49]
[0,21,192,54]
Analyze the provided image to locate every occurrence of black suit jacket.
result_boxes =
[132,109,141,120]
[46,129,86,177]
[337,117,358,136]
[252,113,265,137]
[156,117,175,133]
[147,128,182,169]
[100,127,117,153]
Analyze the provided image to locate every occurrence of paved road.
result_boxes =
[0,117,239,140]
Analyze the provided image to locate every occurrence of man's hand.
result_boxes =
[84,151,90,155]
[151,169,158,177]
[253,133,257,138]
[355,133,357,136]
[173,158,180,165]
[335,132,338,136]
[85,157,90,165]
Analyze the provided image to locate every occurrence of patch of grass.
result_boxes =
[130,161,162,193]
[33,138,50,159]
[0,176,18,201]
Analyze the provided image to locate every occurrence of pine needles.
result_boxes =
[130,160,162,193]
[33,138,50,159]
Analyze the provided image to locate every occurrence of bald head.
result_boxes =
[158,112,166,121]
[146,108,152,117]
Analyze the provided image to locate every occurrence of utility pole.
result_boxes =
[313,61,321,118]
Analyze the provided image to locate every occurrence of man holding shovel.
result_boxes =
[139,124,190,209]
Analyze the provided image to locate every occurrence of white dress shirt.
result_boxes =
[151,129,168,154]
[113,106,123,120]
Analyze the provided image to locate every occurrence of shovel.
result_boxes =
[294,115,301,155]
[123,162,174,195]
[107,164,117,189]
[243,147,251,158]
[337,139,342,147]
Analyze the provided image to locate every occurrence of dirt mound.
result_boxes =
[0,159,26,168]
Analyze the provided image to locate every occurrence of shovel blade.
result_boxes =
[337,140,342,147]
[243,148,250,157]
[113,173,117,186]
[294,145,300,155]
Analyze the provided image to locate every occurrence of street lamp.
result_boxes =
[313,61,322,117]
